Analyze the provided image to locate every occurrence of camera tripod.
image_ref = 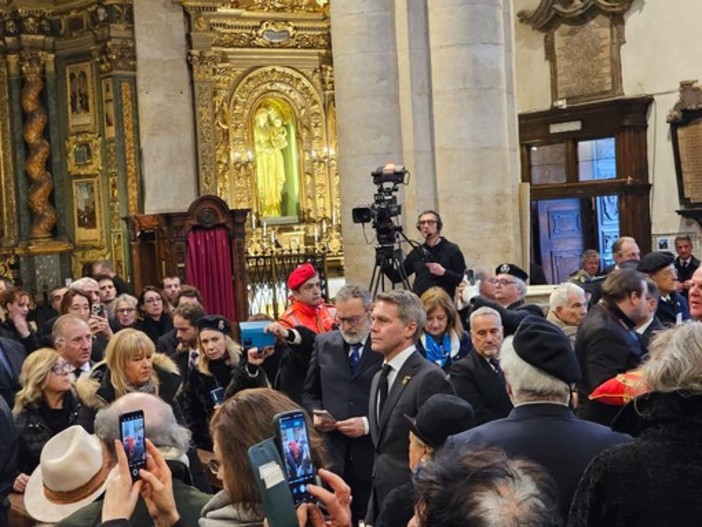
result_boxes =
[368,229,421,296]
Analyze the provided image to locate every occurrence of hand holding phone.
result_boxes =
[274,411,317,505]
[464,269,476,285]
[119,410,147,480]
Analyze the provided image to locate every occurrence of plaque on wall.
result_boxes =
[546,14,623,104]
[670,111,702,207]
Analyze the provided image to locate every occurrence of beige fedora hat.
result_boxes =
[24,425,114,523]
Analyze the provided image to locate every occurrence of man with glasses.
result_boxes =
[302,284,383,524]
[637,251,689,326]
[383,210,467,298]
[464,263,545,335]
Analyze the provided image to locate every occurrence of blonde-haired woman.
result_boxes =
[75,328,181,433]
[12,348,81,493]
[184,315,267,450]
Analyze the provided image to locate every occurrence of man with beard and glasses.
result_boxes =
[302,284,383,524]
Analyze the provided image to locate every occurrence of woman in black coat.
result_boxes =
[12,348,80,493]
[569,324,702,527]
[135,286,173,344]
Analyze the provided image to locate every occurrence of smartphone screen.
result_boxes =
[274,411,316,505]
[119,410,146,480]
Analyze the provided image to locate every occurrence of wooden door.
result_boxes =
[537,198,586,284]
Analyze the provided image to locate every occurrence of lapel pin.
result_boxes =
[402,375,412,385]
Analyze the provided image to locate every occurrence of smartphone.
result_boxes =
[119,410,147,480]
[313,409,337,425]
[465,269,476,285]
[240,321,276,350]
[92,303,105,317]
[273,410,316,505]
[210,387,225,406]
[248,439,298,527]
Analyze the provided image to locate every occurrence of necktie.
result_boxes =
[377,364,393,419]
[349,344,362,374]
[73,367,83,380]
[189,351,199,371]
[489,358,505,387]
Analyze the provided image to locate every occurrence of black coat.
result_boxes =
[13,390,81,474]
[575,300,644,425]
[0,321,38,355]
[470,297,545,336]
[0,397,16,527]
[448,352,512,425]
[274,326,318,404]
[569,391,702,527]
[0,337,25,410]
[655,291,689,326]
[136,314,174,345]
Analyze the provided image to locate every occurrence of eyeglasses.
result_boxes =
[143,297,162,304]
[51,361,71,374]
[335,314,367,326]
[417,220,437,226]
[116,308,137,314]
[495,279,517,287]
[208,458,221,474]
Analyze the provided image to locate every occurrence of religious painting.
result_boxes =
[66,62,96,131]
[102,78,116,139]
[66,133,102,176]
[73,178,101,244]
[252,98,301,222]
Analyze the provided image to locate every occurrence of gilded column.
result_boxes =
[190,52,219,196]
[20,50,57,240]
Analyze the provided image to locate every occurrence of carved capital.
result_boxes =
[19,50,46,77]
[189,52,219,82]
[94,39,136,74]
[518,0,635,31]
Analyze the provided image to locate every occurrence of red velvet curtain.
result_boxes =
[186,226,237,322]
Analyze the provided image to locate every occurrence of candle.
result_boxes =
[252,214,256,230]
[314,226,319,244]
[263,222,267,236]
[332,209,337,225]
[322,219,327,234]
[271,230,275,245]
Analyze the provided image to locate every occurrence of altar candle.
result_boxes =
[314,226,319,244]
[263,222,267,236]
[322,219,327,234]
[271,230,275,245]
[252,214,256,230]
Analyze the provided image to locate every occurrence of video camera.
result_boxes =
[351,164,410,245]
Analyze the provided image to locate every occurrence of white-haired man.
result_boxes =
[448,316,630,520]
[547,282,588,344]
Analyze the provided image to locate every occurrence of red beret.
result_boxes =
[287,263,317,290]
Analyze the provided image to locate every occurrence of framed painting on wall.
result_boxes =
[66,133,102,176]
[73,178,101,245]
[66,62,96,132]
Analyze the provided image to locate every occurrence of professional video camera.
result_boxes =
[351,164,410,245]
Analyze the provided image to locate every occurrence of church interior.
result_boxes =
[0,0,700,316]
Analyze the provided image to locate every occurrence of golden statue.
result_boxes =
[254,105,288,217]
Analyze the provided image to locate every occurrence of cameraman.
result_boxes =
[383,210,466,298]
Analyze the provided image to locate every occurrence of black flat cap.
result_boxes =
[405,394,474,449]
[637,251,675,274]
[513,316,581,383]
[197,314,232,335]
[495,263,529,282]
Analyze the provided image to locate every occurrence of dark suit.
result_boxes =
[302,330,382,521]
[0,397,16,527]
[575,301,644,425]
[367,350,454,523]
[447,404,631,518]
[675,255,700,299]
[655,291,689,326]
[0,338,25,409]
[449,352,512,425]
[638,316,664,354]
[470,297,545,335]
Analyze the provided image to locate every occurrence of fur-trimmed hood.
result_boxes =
[75,352,182,411]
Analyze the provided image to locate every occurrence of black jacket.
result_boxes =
[383,237,466,298]
[569,391,702,527]
[0,321,38,355]
[0,338,25,410]
[0,397,16,527]
[469,297,545,336]
[13,390,81,474]
[136,314,174,345]
[575,300,644,425]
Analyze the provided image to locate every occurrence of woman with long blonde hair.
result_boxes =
[75,328,181,433]
[12,348,81,493]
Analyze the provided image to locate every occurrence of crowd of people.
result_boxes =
[0,227,701,527]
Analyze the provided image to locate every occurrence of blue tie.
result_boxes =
[349,344,362,374]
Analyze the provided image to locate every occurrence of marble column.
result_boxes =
[330,0,405,284]
[426,0,522,265]
[133,0,197,213]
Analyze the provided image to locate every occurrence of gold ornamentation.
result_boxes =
[66,132,103,176]
[212,21,330,49]
[0,59,18,246]
[94,39,136,74]
[20,50,57,240]
[220,0,328,13]
[71,247,109,280]
[121,81,139,215]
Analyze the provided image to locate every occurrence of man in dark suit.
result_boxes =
[302,284,382,523]
[449,307,512,424]
[0,396,17,527]
[366,289,454,524]
[0,336,25,409]
[575,269,648,425]
[448,316,630,519]
[674,234,700,299]
[52,315,94,382]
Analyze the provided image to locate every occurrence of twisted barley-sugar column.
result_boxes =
[20,51,57,240]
